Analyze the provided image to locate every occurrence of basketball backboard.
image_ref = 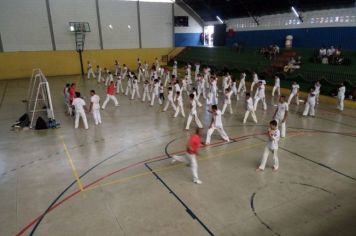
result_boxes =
[69,22,90,32]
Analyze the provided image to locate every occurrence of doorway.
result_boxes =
[204,25,214,46]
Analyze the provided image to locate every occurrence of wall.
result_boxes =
[225,7,356,49]
[174,3,203,47]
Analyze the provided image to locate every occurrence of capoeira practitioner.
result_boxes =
[287,81,300,105]
[197,74,206,100]
[89,90,101,125]
[159,83,165,103]
[250,72,259,92]
[150,79,162,106]
[210,77,218,105]
[314,80,321,104]
[114,60,121,75]
[231,79,238,100]
[171,127,203,184]
[336,82,346,111]
[253,81,267,111]
[194,62,200,81]
[272,75,281,97]
[185,94,203,130]
[173,80,181,101]
[192,87,202,107]
[237,72,247,100]
[222,88,233,115]
[186,64,192,85]
[155,57,160,72]
[302,87,316,117]
[223,73,231,91]
[172,61,178,77]
[116,74,124,94]
[87,61,96,80]
[105,69,113,86]
[96,65,102,83]
[163,68,171,87]
[173,91,185,118]
[72,92,89,129]
[142,80,151,102]
[102,81,119,109]
[181,75,190,96]
[125,73,133,96]
[256,120,280,172]
[163,86,176,112]
[205,105,230,145]
[243,93,258,124]
[144,61,149,79]
[137,63,144,83]
[273,95,288,138]
[131,76,141,100]
[121,64,128,80]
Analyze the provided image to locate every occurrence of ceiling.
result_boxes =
[182,0,355,21]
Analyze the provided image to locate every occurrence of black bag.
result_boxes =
[18,113,30,127]
[35,116,48,130]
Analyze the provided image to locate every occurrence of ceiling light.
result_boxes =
[216,16,224,24]
[291,6,299,18]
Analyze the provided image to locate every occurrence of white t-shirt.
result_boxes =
[177,95,183,106]
[291,84,300,94]
[72,98,86,112]
[90,94,100,110]
[275,77,280,87]
[338,86,345,97]
[314,83,321,94]
[224,91,232,104]
[175,83,181,92]
[256,84,266,98]
[213,110,223,127]
[246,97,254,111]
[307,92,316,103]
[190,100,197,114]
[168,90,173,100]
[275,102,288,120]
[267,129,280,150]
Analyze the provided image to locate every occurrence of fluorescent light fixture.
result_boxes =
[291,6,299,18]
[127,25,131,29]
[109,24,113,29]
[70,25,75,31]
[216,16,224,24]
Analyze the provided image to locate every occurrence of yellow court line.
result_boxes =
[60,136,85,192]
[84,132,306,193]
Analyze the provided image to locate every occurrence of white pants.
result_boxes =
[259,146,279,170]
[163,99,176,111]
[222,103,233,114]
[131,88,141,99]
[125,85,132,96]
[116,82,124,94]
[210,91,218,105]
[138,73,143,83]
[205,126,229,144]
[174,104,185,117]
[303,101,315,116]
[186,112,203,129]
[198,86,206,99]
[150,93,162,106]
[105,76,112,86]
[254,97,267,111]
[275,118,286,137]
[92,109,101,125]
[75,110,88,129]
[288,93,299,105]
[272,86,280,96]
[337,96,344,111]
[142,90,151,102]
[172,153,199,181]
[87,69,96,79]
[243,110,257,123]
[102,95,119,109]
[96,73,101,83]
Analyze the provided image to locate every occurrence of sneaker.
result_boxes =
[193,179,202,184]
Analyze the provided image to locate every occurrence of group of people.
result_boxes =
[260,44,280,60]
[317,45,343,65]
[63,58,347,184]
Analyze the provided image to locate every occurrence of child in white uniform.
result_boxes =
[210,77,218,105]
[137,64,144,83]
[272,76,280,97]
[89,90,101,125]
[336,82,346,111]
[105,71,113,86]
[197,74,206,100]
[163,87,176,112]
[185,94,203,130]
[237,72,247,100]
[172,61,178,77]
[273,95,288,138]
[125,73,133,96]
[131,76,140,100]
[181,76,190,96]
[87,62,96,80]
[192,88,202,107]
[205,105,230,145]
[303,88,316,117]
[222,88,233,115]
[314,80,321,104]
[186,65,192,85]
[253,81,267,111]
[250,72,259,92]
[243,93,258,124]
[72,92,89,129]
[256,120,280,171]
[114,60,120,75]
[150,79,162,106]
[116,75,124,94]
[194,62,200,81]
[142,80,151,102]
[174,91,185,118]
[174,81,181,101]
[121,64,128,80]
[287,81,300,105]
[96,65,102,83]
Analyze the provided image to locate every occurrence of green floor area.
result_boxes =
[173,47,356,97]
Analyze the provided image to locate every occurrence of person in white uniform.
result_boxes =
[163,68,171,87]
[173,91,185,118]
[336,82,346,111]
[150,79,162,106]
[96,65,102,83]
[137,63,144,83]
[243,93,258,124]
[186,64,192,85]
[273,95,288,138]
[303,87,316,117]
[163,86,176,112]
[131,76,141,100]
[253,81,267,111]
[89,90,101,125]
[314,80,321,104]
[172,61,178,77]
[250,72,259,92]
[194,62,200,81]
[287,81,300,105]
[210,77,218,105]
[185,94,203,130]
[192,88,202,107]
[205,105,230,145]
[142,80,151,102]
[237,72,247,100]
[125,73,133,96]
[272,75,280,97]
[105,71,114,86]
[72,92,89,129]
[121,64,128,80]
[116,74,124,94]
[256,120,280,171]
[173,80,181,101]
[87,61,96,80]
[222,88,233,115]
[181,76,190,96]
[197,74,206,100]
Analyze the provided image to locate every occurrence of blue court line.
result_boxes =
[144,162,215,236]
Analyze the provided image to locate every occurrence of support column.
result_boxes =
[96,0,104,49]
[137,1,142,48]
[45,0,56,51]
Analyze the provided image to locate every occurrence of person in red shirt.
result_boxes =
[171,127,203,184]
[101,81,119,109]
[69,83,76,104]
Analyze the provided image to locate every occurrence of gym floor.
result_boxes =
[0,76,356,236]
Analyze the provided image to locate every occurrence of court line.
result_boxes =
[60,136,84,192]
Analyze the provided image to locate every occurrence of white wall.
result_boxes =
[226,7,356,32]
[99,0,140,49]
[174,4,203,34]
[140,1,173,48]
[50,0,100,50]
[0,0,52,51]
